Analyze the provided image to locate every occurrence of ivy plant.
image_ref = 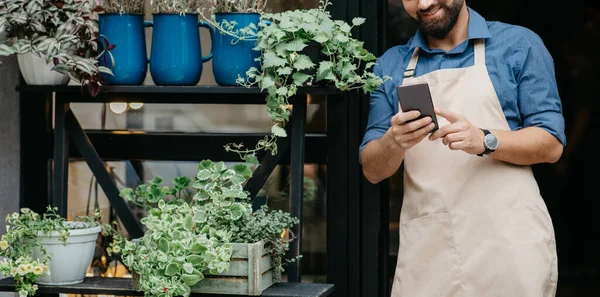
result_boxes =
[116,160,299,297]
[230,0,390,164]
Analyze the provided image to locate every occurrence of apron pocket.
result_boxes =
[396,213,463,297]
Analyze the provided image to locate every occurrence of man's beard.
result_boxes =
[417,0,463,39]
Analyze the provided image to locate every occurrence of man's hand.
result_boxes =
[390,110,436,150]
[429,108,485,155]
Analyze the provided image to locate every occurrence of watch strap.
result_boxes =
[477,129,493,157]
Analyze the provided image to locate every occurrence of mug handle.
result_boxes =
[198,20,214,62]
[144,20,153,64]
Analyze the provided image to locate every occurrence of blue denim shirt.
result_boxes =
[360,8,566,155]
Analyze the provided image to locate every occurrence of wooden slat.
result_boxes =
[0,277,334,297]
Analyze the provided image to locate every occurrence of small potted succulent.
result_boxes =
[199,0,267,86]
[97,0,148,85]
[148,0,213,86]
[114,160,299,296]
[0,0,113,94]
[231,0,390,164]
[0,207,110,297]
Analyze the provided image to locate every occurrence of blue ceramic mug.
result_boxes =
[149,14,214,86]
[98,13,151,85]
[212,12,262,86]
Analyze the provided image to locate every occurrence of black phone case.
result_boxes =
[396,81,439,132]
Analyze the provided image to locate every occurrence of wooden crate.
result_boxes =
[133,240,274,296]
[192,240,274,295]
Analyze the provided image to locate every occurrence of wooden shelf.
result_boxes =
[0,277,334,297]
[16,85,342,104]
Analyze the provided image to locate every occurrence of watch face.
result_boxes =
[485,134,499,150]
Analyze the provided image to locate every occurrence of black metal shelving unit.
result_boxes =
[0,277,334,297]
[15,84,352,297]
[11,1,391,297]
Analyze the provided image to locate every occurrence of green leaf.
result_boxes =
[0,44,14,56]
[186,255,203,265]
[362,53,377,61]
[119,188,135,201]
[271,125,287,137]
[149,176,163,184]
[190,243,208,254]
[263,50,287,68]
[312,33,329,44]
[197,169,211,180]
[316,61,334,81]
[244,154,259,165]
[181,274,203,286]
[293,54,315,71]
[157,252,168,262]
[259,75,275,91]
[285,39,308,52]
[158,199,166,209]
[51,64,70,74]
[229,175,245,185]
[229,203,245,220]
[352,17,366,26]
[339,22,352,33]
[197,160,214,170]
[165,263,180,276]
[174,176,191,190]
[203,251,217,262]
[335,33,350,43]
[276,87,288,96]
[159,238,169,252]
[292,72,311,85]
[214,161,226,172]
[277,67,293,76]
[232,164,252,178]
[193,189,210,201]
[184,216,194,231]
[194,210,207,223]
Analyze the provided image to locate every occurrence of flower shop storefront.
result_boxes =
[0,0,387,297]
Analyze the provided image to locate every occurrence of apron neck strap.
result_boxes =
[402,39,486,78]
[404,47,420,78]
[474,39,485,65]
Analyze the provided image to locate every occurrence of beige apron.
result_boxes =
[390,39,558,297]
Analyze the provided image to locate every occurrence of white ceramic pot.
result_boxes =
[32,222,102,285]
[17,52,70,85]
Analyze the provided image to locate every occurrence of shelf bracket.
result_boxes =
[65,110,144,239]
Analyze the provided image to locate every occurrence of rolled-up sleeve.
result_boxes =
[359,60,395,157]
[516,31,567,146]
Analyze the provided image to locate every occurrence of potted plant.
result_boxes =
[148,0,213,86]
[0,0,113,94]
[0,207,110,297]
[114,160,299,296]
[199,0,267,86]
[231,0,390,164]
[97,0,149,85]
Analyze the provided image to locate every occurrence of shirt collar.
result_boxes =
[408,7,491,53]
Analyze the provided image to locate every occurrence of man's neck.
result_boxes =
[425,5,470,52]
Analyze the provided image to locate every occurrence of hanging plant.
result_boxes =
[230,0,390,164]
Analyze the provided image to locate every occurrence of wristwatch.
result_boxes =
[477,129,498,156]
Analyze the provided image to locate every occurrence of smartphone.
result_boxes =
[396,81,439,133]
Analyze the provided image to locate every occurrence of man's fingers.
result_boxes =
[435,108,461,124]
[448,141,467,151]
[429,123,462,141]
[391,110,421,125]
[441,132,464,146]
[398,122,435,144]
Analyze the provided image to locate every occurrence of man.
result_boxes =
[360,0,565,296]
